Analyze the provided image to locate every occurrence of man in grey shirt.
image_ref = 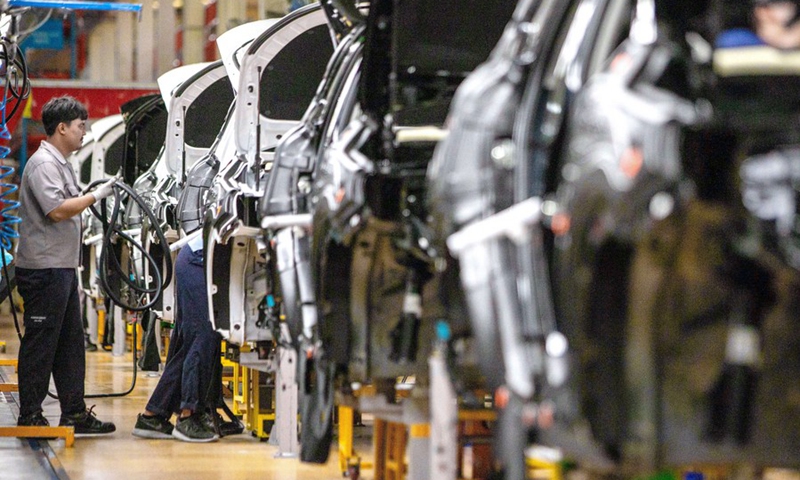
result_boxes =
[16,96,117,435]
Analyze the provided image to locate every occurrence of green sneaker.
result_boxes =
[132,413,174,439]
[173,413,219,443]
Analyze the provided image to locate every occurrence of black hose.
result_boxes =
[78,179,173,398]
[87,178,173,311]
[7,245,141,399]
[0,38,31,125]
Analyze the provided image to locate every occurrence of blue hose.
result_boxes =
[8,0,142,13]
[0,164,19,254]
[0,97,17,262]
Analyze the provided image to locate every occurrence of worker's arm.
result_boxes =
[47,176,117,223]
[47,193,99,223]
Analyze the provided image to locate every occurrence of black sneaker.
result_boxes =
[218,419,244,437]
[132,413,173,439]
[59,406,116,435]
[17,412,50,427]
[201,411,244,437]
[17,412,55,439]
[173,413,219,443]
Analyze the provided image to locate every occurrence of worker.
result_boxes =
[132,233,222,442]
[717,0,800,48]
[15,95,117,434]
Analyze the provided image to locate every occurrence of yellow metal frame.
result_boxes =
[0,383,18,392]
[0,359,75,447]
[351,405,499,480]
[373,418,407,480]
[338,404,374,475]
[97,309,105,342]
[220,341,236,389]
[126,319,144,352]
[228,349,277,440]
[230,344,252,417]
[0,426,75,447]
[458,409,496,422]
[338,405,354,474]
[0,358,18,369]
[231,361,246,417]
[408,423,429,438]
[345,379,508,479]
[526,458,562,480]
[248,369,275,439]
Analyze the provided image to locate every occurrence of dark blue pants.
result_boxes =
[17,268,86,417]
[146,246,220,417]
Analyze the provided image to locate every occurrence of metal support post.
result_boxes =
[339,404,355,475]
[85,297,98,346]
[429,348,458,480]
[82,241,99,346]
[112,305,125,356]
[272,323,299,457]
[407,423,430,480]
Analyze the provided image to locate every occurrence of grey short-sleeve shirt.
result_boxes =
[16,141,83,269]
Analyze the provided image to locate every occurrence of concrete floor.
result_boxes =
[0,312,374,480]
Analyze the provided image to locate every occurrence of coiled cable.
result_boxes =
[86,178,173,312]
[89,177,173,397]
[0,163,18,336]
[0,127,19,341]
[0,33,31,127]
[0,164,19,251]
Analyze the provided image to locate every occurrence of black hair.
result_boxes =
[41,95,88,136]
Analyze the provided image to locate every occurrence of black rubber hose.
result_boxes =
[86,178,173,311]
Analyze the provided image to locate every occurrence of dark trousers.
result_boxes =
[17,268,86,417]
[146,246,220,417]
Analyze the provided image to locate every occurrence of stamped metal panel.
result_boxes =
[163,61,232,177]
[120,94,167,187]
[130,63,209,196]
[207,228,271,344]
[234,5,334,160]
[156,62,209,113]
[89,114,124,184]
[216,19,277,93]
[70,131,94,189]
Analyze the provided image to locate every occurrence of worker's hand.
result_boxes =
[91,176,118,202]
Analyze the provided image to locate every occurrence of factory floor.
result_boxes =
[0,313,372,480]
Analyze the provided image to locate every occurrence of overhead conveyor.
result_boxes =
[6,0,141,13]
